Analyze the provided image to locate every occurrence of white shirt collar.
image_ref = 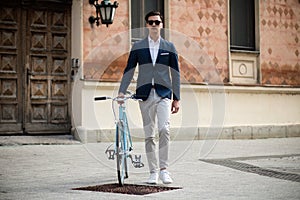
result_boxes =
[148,36,160,45]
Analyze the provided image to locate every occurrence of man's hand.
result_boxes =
[117,93,125,104]
[171,100,180,114]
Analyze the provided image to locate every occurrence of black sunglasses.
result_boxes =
[147,20,161,26]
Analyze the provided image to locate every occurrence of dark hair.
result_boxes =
[145,11,163,22]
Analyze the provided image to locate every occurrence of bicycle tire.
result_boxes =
[116,123,128,186]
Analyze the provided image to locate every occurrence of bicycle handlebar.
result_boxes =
[94,94,142,102]
[94,96,130,102]
[94,96,111,101]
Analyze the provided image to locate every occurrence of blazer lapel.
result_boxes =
[140,38,152,64]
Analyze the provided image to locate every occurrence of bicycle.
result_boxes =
[94,92,144,186]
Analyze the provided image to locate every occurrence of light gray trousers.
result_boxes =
[139,89,171,173]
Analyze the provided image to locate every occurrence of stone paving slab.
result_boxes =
[0,138,300,199]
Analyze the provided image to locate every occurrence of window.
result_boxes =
[230,0,255,50]
[131,0,164,42]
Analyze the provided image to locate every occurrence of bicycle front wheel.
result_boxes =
[116,123,128,186]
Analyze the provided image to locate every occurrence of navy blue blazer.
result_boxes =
[119,37,180,101]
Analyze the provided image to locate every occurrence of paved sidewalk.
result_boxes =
[0,137,300,199]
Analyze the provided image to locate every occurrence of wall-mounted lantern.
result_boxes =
[89,0,119,27]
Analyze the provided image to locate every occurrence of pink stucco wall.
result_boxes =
[260,0,300,85]
[82,0,300,86]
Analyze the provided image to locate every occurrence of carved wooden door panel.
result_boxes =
[0,5,23,133]
[0,1,71,134]
[24,6,71,134]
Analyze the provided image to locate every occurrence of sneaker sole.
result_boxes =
[162,181,173,184]
[146,181,158,184]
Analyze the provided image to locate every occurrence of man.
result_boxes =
[118,11,180,184]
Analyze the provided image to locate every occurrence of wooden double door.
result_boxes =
[0,0,72,134]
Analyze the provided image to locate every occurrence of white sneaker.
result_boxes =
[147,172,158,184]
[159,170,173,184]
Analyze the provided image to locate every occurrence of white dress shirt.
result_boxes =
[148,36,160,85]
[148,36,160,66]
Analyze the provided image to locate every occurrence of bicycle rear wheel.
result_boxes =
[116,123,128,186]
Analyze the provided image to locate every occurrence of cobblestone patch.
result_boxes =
[73,183,182,195]
[200,155,300,183]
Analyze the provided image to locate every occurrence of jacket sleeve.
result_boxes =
[118,44,138,94]
[169,43,180,100]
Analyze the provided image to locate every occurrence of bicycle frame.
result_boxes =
[118,104,133,154]
[94,93,144,186]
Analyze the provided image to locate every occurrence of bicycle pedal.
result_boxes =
[130,154,144,168]
[105,144,115,160]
